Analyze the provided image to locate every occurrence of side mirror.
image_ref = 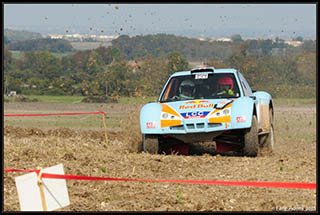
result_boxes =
[252,89,257,93]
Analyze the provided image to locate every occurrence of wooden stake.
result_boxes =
[37,167,47,211]
[102,114,109,145]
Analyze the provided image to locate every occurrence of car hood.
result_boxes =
[161,99,234,117]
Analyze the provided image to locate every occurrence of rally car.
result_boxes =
[140,67,274,157]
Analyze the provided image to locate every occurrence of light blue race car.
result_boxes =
[140,67,275,157]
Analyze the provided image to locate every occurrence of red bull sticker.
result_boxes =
[179,103,214,110]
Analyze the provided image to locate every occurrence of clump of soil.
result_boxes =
[4,125,46,138]
[14,95,38,102]
[81,96,118,103]
[3,125,121,142]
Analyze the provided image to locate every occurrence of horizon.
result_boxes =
[4,27,314,42]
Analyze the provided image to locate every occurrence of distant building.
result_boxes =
[47,33,120,42]
[8,91,17,96]
[49,34,63,39]
[284,40,303,47]
[215,37,232,42]
[196,37,206,41]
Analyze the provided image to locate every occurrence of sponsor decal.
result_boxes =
[179,103,214,110]
[215,100,233,109]
[184,100,209,104]
[146,121,156,128]
[181,111,210,119]
[195,73,208,79]
[236,116,246,123]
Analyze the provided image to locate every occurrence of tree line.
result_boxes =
[112,34,316,61]
[4,29,42,42]
[7,38,74,53]
[4,34,316,99]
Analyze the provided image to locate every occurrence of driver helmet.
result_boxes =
[179,79,195,96]
[217,75,234,91]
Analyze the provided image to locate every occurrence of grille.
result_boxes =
[186,124,195,129]
[170,125,184,130]
[208,123,222,128]
[196,123,205,128]
[170,123,221,130]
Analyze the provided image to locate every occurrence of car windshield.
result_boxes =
[160,73,240,102]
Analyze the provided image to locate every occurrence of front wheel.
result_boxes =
[142,134,159,154]
[242,115,259,157]
[260,108,275,154]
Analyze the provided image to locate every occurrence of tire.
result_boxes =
[261,109,275,154]
[242,115,259,157]
[142,134,159,154]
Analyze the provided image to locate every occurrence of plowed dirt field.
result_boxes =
[3,102,317,212]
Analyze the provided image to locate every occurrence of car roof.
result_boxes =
[170,68,238,78]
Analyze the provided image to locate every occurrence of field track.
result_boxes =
[3,102,316,211]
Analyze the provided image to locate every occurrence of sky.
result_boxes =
[3,3,317,39]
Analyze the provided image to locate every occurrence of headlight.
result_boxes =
[162,113,169,119]
[223,109,230,115]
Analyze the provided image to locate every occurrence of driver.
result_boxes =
[178,79,195,99]
[216,75,235,96]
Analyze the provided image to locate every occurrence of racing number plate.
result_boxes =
[195,73,208,79]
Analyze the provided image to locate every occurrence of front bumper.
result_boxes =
[167,118,228,134]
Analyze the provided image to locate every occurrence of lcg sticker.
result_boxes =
[181,111,210,119]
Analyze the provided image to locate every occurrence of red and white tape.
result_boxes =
[3,112,316,190]
[4,169,316,190]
